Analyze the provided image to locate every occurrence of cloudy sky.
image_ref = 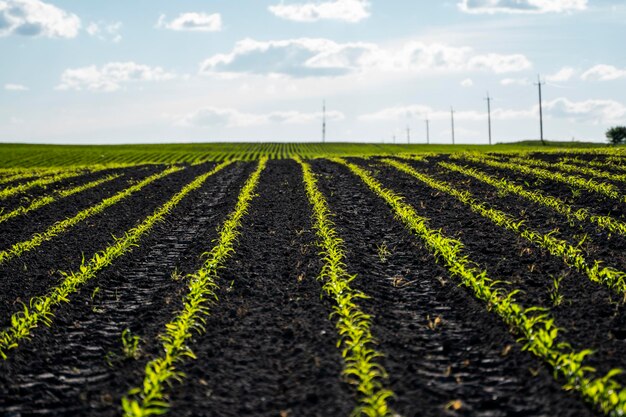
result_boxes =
[1,0,624,144]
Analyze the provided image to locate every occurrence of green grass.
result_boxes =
[0,141,611,167]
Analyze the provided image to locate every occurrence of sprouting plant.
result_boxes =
[427,315,442,330]
[171,267,183,281]
[121,329,141,360]
[548,274,566,307]
[91,287,100,302]
[376,241,391,263]
[90,287,105,313]
[105,351,117,368]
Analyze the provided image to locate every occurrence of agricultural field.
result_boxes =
[2,143,626,417]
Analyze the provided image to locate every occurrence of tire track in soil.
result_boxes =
[311,159,597,417]
[0,162,251,417]
[0,164,206,324]
[167,159,353,417]
[370,157,626,388]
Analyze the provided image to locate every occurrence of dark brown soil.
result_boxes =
[0,164,210,325]
[363,156,626,388]
[0,161,251,416]
[167,159,353,417]
[0,155,619,417]
[312,159,597,417]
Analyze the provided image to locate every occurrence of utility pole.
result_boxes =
[322,100,326,144]
[534,75,545,146]
[485,92,493,145]
[450,107,456,145]
[425,118,430,145]
[406,125,411,144]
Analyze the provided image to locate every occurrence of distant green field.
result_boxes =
[0,141,613,167]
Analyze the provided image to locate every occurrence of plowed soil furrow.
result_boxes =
[310,159,598,417]
[365,157,626,388]
[0,164,210,327]
[0,162,251,416]
[0,165,162,246]
[167,160,352,417]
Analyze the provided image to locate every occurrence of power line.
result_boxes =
[322,99,326,144]
[485,92,493,145]
[534,75,545,146]
[450,107,456,145]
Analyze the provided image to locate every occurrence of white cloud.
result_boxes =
[546,66,575,82]
[460,78,474,87]
[200,38,531,78]
[157,12,222,32]
[0,0,80,38]
[86,21,122,42]
[581,64,626,81]
[268,0,370,23]
[178,106,345,128]
[57,62,176,93]
[458,0,587,14]
[4,83,28,91]
[500,77,531,86]
[544,98,626,124]
[359,98,626,125]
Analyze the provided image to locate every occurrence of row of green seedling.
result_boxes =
[0,167,64,186]
[0,161,233,360]
[456,153,624,203]
[333,157,626,416]
[122,158,265,416]
[385,158,626,298]
[439,161,626,241]
[0,173,122,224]
[295,156,395,417]
[0,163,136,201]
[561,157,626,175]
[0,166,183,265]
[498,155,626,185]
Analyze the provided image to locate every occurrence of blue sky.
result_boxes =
[1,0,625,144]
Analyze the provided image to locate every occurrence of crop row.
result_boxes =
[384,158,626,297]
[122,158,265,416]
[561,157,626,175]
[496,154,626,185]
[0,161,232,360]
[439,161,626,239]
[455,153,625,203]
[0,173,122,224]
[296,156,394,417]
[333,157,626,415]
[0,166,182,265]
[3,154,626,416]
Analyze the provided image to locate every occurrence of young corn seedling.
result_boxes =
[121,329,141,360]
